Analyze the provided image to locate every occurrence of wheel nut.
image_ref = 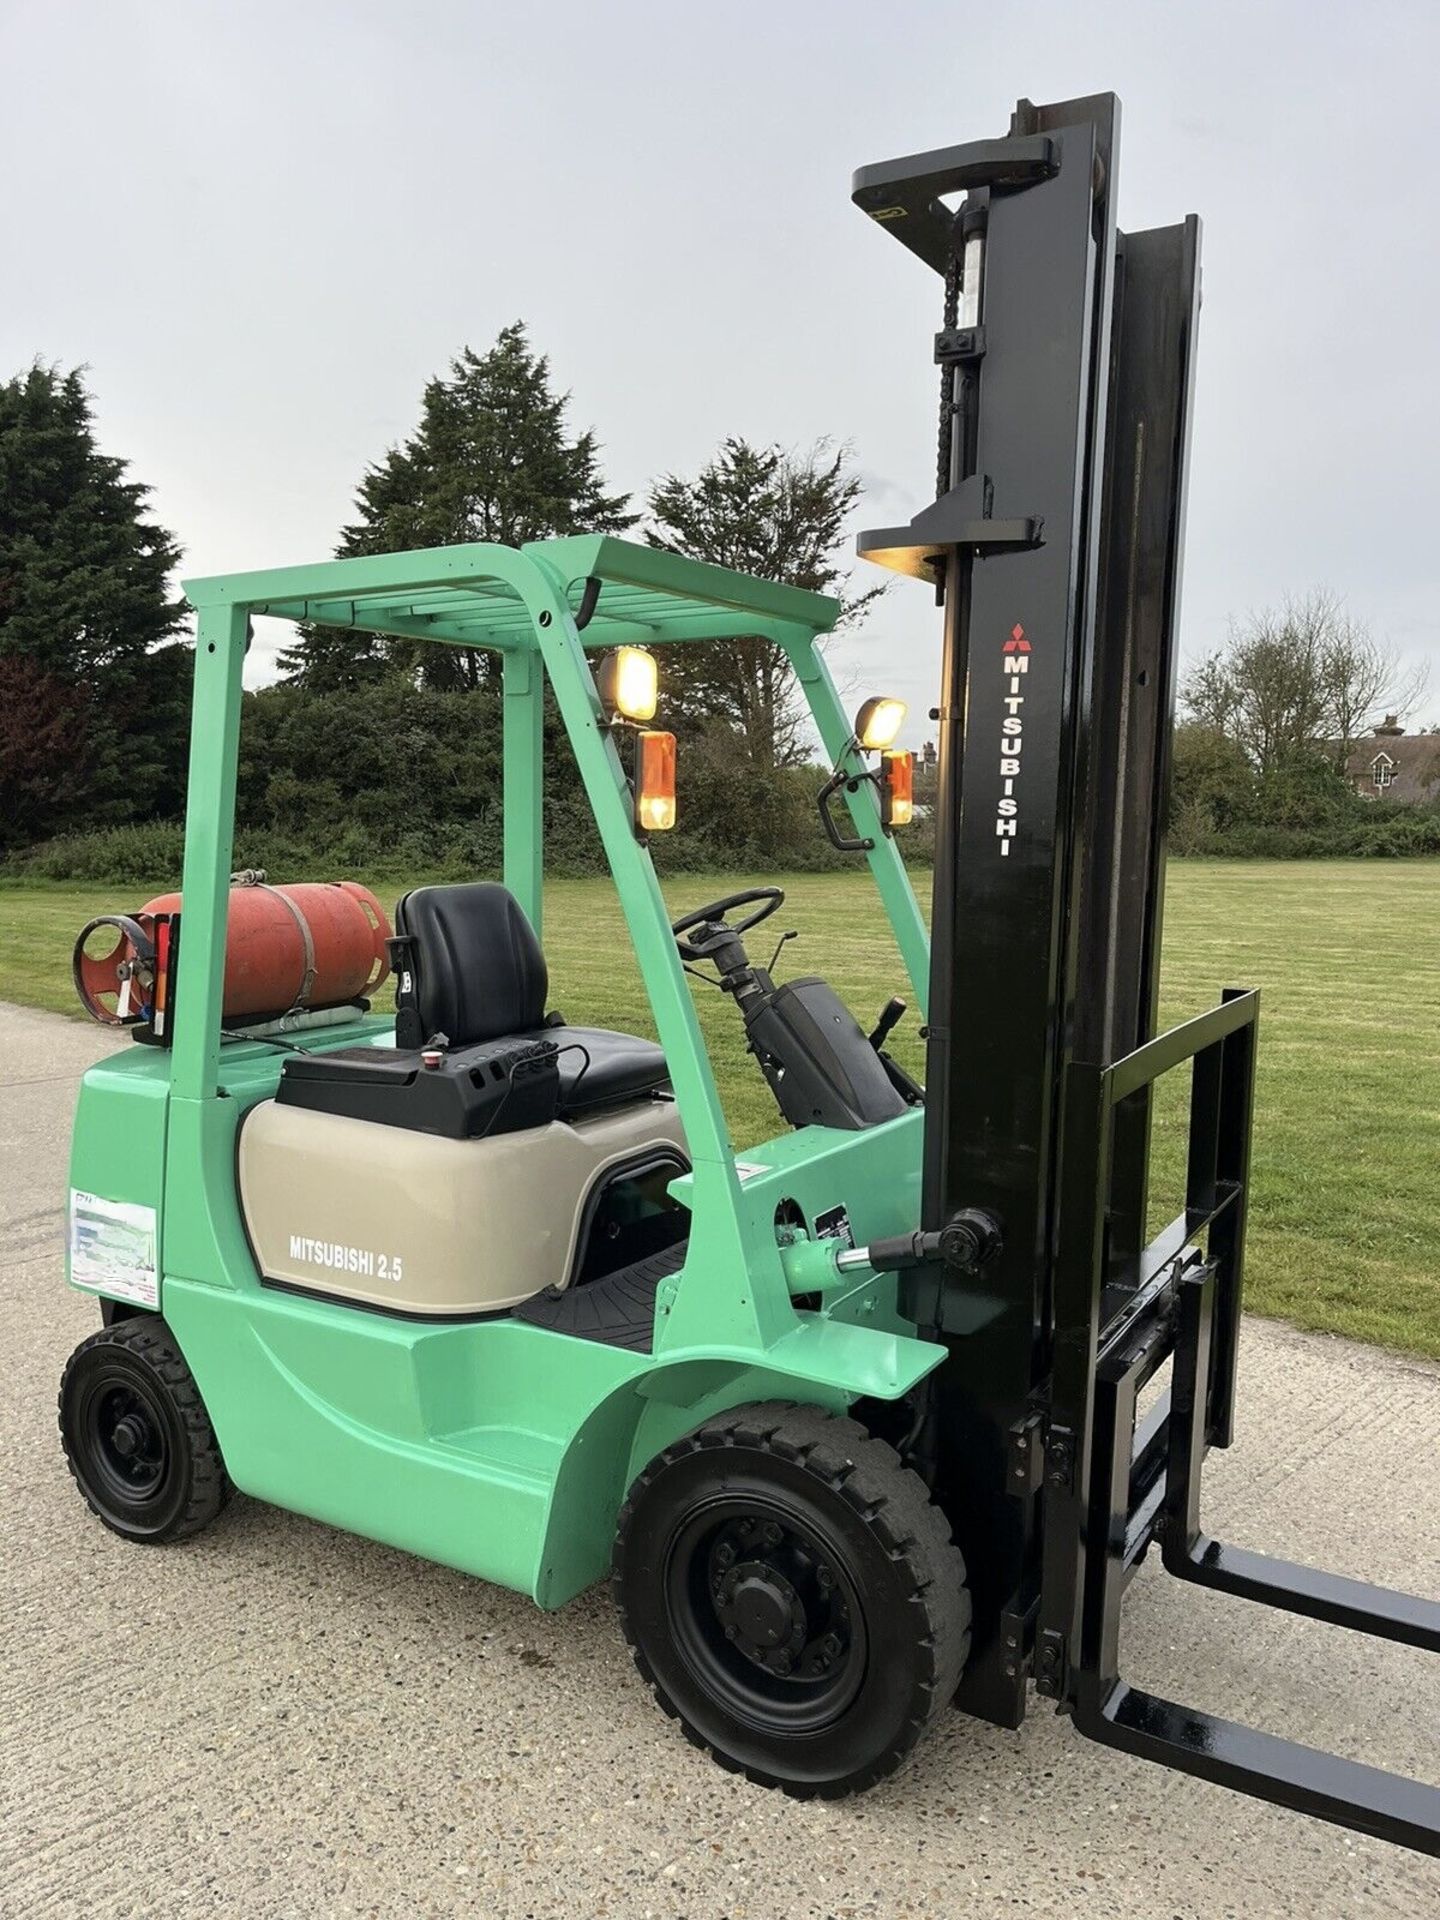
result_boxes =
[763,1523,783,1547]
[773,1651,792,1674]
[716,1542,735,1568]
[725,1625,738,1640]
[816,1565,833,1589]
[822,1632,842,1658]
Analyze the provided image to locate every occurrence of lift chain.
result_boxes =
[934,242,962,500]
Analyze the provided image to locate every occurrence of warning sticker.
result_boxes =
[813,1204,856,1248]
[69,1190,159,1309]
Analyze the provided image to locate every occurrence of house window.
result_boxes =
[1371,753,1395,793]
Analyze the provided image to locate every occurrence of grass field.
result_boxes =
[2,860,1437,1359]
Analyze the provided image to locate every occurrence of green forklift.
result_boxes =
[59,91,1439,1848]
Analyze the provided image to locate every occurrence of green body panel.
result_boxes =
[159,1258,942,1608]
[67,536,939,1606]
[501,648,544,936]
[65,1043,171,1293]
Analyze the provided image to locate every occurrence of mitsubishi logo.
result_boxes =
[996,625,1031,855]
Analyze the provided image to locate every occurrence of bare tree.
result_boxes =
[1317,611,1430,767]
[1180,650,1239,736]
[1182,590,1429,774]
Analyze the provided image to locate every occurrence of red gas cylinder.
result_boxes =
[73,876,391,1026]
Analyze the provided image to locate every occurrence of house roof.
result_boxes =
[1344,731,1440,803]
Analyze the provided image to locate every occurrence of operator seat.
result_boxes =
[393,882,668,1119]
[277,883,669,1139]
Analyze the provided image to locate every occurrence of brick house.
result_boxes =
[1343,716,1440,803]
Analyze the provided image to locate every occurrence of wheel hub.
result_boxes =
[89,1383,166,1495]
[705,1516,853,1684]
[111,1412,148,1460]
[723,1562,803,1651]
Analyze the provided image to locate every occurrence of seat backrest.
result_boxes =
[394,883,547,1046]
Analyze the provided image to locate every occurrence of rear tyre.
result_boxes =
[58,1315,230,1543]
[613,1400,970,1797]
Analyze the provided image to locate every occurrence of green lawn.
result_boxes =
[3,861,1437,1359]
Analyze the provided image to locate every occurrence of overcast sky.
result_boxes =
[4,0,1437,741]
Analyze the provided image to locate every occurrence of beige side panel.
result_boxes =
[238,1100,687,1315]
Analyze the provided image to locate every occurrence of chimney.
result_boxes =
[1373,713,1405,736]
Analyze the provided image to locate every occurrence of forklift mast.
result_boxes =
[856,92,1440,1854]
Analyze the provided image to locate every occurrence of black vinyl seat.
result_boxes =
[277,883,669,1136]
[394,882,549,1050]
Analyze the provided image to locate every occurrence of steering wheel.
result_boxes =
[670,886,785,962]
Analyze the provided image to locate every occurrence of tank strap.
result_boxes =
[240,879,317,1013]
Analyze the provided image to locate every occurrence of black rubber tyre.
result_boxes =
[58,1315,230,1543]
[613,1400,971,1797]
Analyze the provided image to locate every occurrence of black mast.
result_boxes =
[856,91,1190,1723]
[853,94,1440,1856]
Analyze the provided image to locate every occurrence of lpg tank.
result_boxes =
[147,874,391,1021]
[73,874,391,1027]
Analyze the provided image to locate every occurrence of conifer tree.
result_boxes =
[645,438,881,768]
[283,324,634,691]
[0,363,188,844]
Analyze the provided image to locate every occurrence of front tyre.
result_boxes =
[613,1400,970,1797]
[58,1316,229,1543]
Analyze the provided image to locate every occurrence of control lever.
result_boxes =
[869,996,907,1051]
[766,929,798,974]
[869,994,924,1105]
